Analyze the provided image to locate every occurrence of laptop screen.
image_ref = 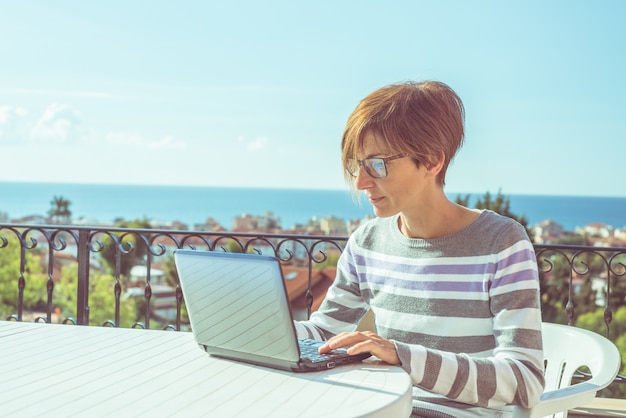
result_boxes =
[175,250,300,363]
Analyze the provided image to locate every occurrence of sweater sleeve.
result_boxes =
[294,242,370,340]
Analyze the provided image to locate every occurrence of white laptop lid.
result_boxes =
[174,249,301,366]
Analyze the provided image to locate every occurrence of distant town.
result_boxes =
[2,209,626,247]
[532,219,626,247]
[1,209,373,237]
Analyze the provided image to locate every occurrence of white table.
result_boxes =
[0,321,413,417]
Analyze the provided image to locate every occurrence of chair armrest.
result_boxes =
[513,382,600,418]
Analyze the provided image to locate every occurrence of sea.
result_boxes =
[1,182,625,232]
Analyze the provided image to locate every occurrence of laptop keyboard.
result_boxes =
[298,338,350,363]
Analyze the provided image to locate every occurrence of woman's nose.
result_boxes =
[354,166,374,190]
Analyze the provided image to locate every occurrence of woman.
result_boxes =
[294,81,545,417]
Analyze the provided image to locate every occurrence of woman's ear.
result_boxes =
[426,151,445,177]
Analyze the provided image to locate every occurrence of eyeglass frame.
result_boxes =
[346,153,406,179]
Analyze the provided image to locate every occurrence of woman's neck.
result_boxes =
[398,200,480,239]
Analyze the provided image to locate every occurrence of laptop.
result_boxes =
[174,249,371,372]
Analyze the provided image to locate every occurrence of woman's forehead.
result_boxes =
[358,131,394,156]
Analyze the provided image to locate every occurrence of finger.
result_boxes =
[346,338,400,365]
[318,332,361,353]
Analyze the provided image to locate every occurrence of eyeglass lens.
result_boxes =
[347,158,387,178]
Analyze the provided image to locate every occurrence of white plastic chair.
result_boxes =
[512,322,622,418]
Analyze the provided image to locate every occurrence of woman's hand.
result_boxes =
[318,331,400,365]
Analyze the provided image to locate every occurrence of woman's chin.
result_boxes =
[371,207,397,219]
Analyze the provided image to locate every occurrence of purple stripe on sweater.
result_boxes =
[498,247,535,269]
[356,271,489,292]
[492,268,538,289]
[492,248,538,288]
[352,253,497,275]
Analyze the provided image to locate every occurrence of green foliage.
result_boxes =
[540,299,569,325]
[0,237,48,319]
[48,195,72,225]
[454,194,471,207]
[575,307,626,398]
[55,264,137,327]
[161,254,179,288]
[159,253,190,327]
[0,244,24,316]
[223,239,265,254]
[615,333,626,398]
[98,218,152,277]
[313,250,341,270]
[553,234,591,246]
[538,254,573,320]
[0,234,140,326]
[538,247,624,327]
[226,239,244,253]
[576,307,626,342]
[606,252,626,312]
[455,189,532,241]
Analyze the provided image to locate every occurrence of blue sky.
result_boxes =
[1,1,624,197]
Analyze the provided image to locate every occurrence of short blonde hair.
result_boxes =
[341,80,465,186]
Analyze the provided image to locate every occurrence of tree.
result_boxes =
[537,244,624,325]
[98,217,152,278]
[55,264,137,327]
[313,249,341,270]
[48,196,72,225]
[455,189,531,240]
[575,307,626,398]
[0,236,48,319]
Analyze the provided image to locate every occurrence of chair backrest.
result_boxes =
[513,322,622,418]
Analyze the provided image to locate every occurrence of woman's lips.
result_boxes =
[368,195,384,204]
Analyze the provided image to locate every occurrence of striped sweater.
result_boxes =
[295,210,545,417]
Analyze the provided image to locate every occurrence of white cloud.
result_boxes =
[147,135,187,150]
[106,132,187,150]
[106,132,145,147]
[30,103,82,144]
[247,136,268,151]
[0,105,28,140]
[1,102,186,152]
[238,135,270,152]
[0,105,27,125]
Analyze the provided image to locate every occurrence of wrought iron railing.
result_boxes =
[1,223,625,386]
[0,224,348,329]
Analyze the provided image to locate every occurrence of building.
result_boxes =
[193,217,225,232]
[281,265,336,321]
[232,211,282,232]
[319,216,348,235]
[125,265,178,322]
[578,222,614,238]
[532,219,564,244]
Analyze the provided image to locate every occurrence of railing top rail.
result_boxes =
[0,223,351,241]
[535,243,626,252]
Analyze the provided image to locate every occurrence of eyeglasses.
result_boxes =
[346,154,406,179]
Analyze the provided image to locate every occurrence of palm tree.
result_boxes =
[48,196,72,225]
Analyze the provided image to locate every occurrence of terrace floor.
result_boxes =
[570,398,626,417]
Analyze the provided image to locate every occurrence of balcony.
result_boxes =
[1,223,625,415]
